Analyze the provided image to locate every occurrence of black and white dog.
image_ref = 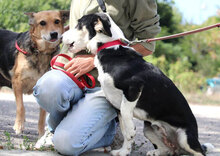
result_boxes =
[62,13,209,156]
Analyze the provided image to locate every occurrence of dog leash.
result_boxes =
[142,23,220,43]
[96,0,220,43]
[97,23,220,52]
[50,54,96,90]
[119,23,220,45]
[51,1,218,90]
[96,23,220,53]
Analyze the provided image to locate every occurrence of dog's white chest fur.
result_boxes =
[94,56,123,109]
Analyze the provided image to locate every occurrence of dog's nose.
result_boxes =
[50,32,58,39]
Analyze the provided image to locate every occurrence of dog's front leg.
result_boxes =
[111,95,137,156]
[38,108,46,138]
[12,77,25,134]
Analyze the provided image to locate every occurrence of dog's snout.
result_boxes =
[50,32,58,39]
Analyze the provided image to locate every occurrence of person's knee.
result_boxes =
[53,129,87,156]
[33,76,59,100]
[33,70,77,113]
[33,70,83,112]
[33,73,63,108]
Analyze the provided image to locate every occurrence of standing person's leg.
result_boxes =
[33,70,83,132]
[53,88,117,156]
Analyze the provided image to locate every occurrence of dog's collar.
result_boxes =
[15,40,58,56]
[15,41,29,55]
[97,39,128,53]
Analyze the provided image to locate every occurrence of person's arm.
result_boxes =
[130,43,152,56]
[128,0,161,55]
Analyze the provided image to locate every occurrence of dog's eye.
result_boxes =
[55,19,60,24]
[40,21,46,26]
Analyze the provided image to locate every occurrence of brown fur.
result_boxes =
[0,10,69,137]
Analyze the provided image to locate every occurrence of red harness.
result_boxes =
[50,54,96,90]
[15,40,96,90]
[51,39,126,90]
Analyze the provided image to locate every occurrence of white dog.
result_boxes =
[62,13,212,156]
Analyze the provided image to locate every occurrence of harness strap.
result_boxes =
[97,0,106,13]
[50,54,96,90]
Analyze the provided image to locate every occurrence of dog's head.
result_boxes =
[62,13,126,54]
[25,10,69,45]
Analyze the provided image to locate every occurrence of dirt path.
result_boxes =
[0,92,219,155]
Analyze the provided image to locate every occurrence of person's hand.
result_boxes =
[130,43,152,56]
[64,55,95,78]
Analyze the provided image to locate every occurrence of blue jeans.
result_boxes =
[33,70,117,156]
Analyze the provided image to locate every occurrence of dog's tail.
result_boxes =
[202,143,215,154]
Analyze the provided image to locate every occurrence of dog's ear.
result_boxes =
[94,19,104,33]
[95,16,112,37]
[60,10,70,23]
[24,12,35,25]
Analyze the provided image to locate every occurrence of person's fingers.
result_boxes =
[66,64,78,73]
[64,59,75,70]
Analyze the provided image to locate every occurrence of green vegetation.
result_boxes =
[149,0,220,94]
[4,131,15,150]
[0,0,219,96]
[2,131,55,151]
[0,0,71,32]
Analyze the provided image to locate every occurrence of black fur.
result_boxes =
[0,29,58,85]
[0,29,38,81]
[76,13,112,39]
[0,74,11,88]
[97,45,205,155]
[0,29,19,80]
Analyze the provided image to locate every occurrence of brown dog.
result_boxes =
[0,10,69,137]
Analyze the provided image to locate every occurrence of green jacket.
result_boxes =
[56,0,161,87]
[70,0,161,52]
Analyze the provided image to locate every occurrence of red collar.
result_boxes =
[15,41,28,55]
[97,39,127,53]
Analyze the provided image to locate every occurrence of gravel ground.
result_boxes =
[0,91,220,156]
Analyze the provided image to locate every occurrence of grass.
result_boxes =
[1,131,55,151]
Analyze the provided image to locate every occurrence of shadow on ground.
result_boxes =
[0,92,220,155]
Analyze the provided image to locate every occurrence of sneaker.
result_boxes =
[35,127,54,149]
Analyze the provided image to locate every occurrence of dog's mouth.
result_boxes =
[42,36,60,43]
[42,33,62,43]
[49,38,58,42]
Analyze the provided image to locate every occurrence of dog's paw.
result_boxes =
[111,148,130,156]
[146,149,161,156]
[13,121,24,134]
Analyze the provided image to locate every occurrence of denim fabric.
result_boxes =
[33,70,117,155]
